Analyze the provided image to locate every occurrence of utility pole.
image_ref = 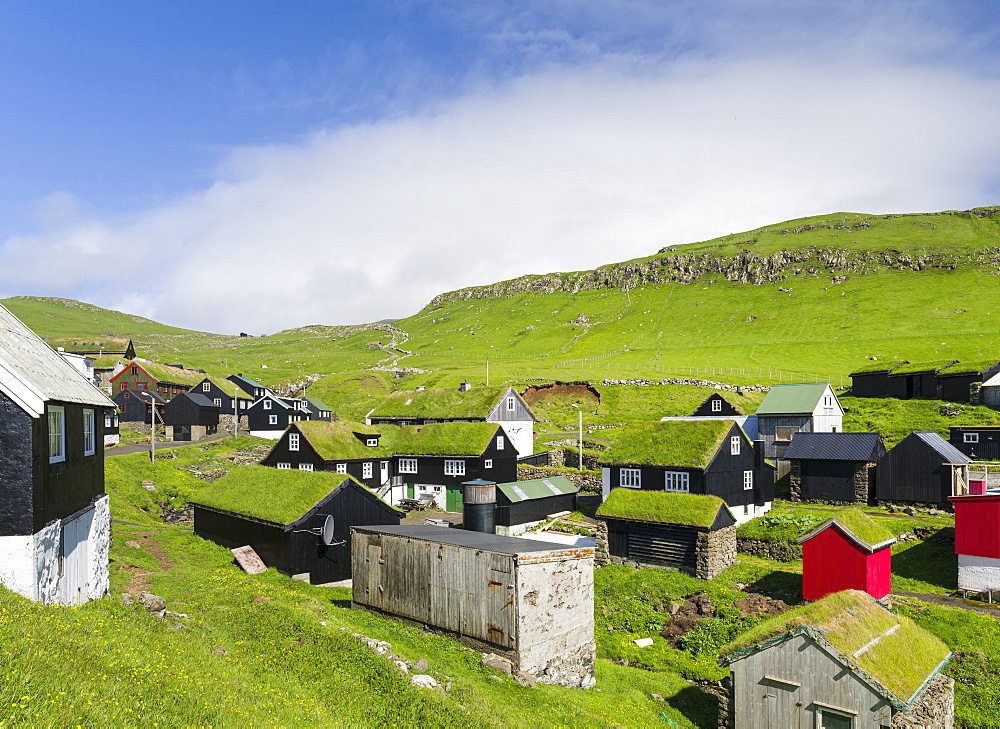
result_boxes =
[571,403,583,471]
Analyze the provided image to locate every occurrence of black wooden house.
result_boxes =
[783,432,886,503]
[950,426,1000,460]
[261,420,393,489]
[691,392,743,417]
[0,302,117,604]
[877,431,972,507]
[848,361,909,399]
[192,468,402,584]
[246,394,306,438]
[227,373,267,400]
[937,359,1000,403]
[886,360,957,400]
[599,419,772,525]
[190,377,252,416]
[113,388,165,423]
[494,476,578,536]
[305,397,333,422]
[162,391,220,442]
[103,406,119,447]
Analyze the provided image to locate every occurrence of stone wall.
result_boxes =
[516,465,602,493]
[737,538,802,562]
[789,460,802,501]
[220,414,249,433]
[545,447,601,470]
[696,526,737,580]
[716,674,735,729]
[120,422,166,438]
[595,521,610,566]
[601,378,769,393]
[892,673,954,729]
[788,460,874,503]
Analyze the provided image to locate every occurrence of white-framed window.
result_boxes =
[744,470,753,490]
[366,438,378,447]
[336,463,347,474]
[730,436,741,455]
[48,405,65,464]
[213,398,222,407]
[965,433,980,444]
[711,398,722,412]
[444,459,466,476]
[818,708,854,729]
[289,433,299,451]
[399,458,417,474]
[744,504,750,516]
[363,462,373,479]
[83,409,95,457]
[203,382,211,392]
[113,415,118,427]
[299,463,313,472]
[105,414,111,428]
[776,426,799,442]
[664,471,689,492]
[268,415,278,425]
[484,459,493,469]
[496,436,504,450]
[276,462,290,470]
[620,468,641,488]
[263,400,272,410]
[507,396,515,411]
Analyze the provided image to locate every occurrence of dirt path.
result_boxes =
[107,431,230,457]
[894,590,1000,617]
[118,530,175,595]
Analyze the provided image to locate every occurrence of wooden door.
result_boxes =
[61,518,88,606]
[486,554,514,649]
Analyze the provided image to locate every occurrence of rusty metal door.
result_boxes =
[486,553,515,649]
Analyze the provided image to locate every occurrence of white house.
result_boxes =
[755,383,844,460]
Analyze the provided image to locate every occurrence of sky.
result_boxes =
[2,1,1000,334]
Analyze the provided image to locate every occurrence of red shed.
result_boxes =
[949,493,1000,599]
[797,511,896,601]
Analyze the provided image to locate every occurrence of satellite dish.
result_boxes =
[321,514,335,546]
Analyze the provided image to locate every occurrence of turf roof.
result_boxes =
[756,383,831,415]
[291,420,392,459]
[191,466,365,525]
[797,509,896,551]
[938,358,1000,376]
[720,590,949,707]
[600,419,735,469]
[849,360,907,375]
[395,422,501,456]
[596,489,726,528]
[371,385,510,419]
[889,359,957,375]
[195,376,247,399]
[122,360,207,386]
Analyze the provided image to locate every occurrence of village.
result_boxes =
[5,300,1000,727]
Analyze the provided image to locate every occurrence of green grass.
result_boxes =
[820,509,897,548]
[597,490,725,528]
[295,419,391,459]
[601,420,734,469]
[841,396,1000,447]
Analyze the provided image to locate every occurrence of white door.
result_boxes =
[380,461,389,486]
[61,517,89,606]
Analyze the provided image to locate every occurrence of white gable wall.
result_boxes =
[493,420,533,457]
[810,384,844,433]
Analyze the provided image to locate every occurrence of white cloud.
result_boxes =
[3,54,1000,333]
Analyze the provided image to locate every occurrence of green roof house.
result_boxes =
[718,590,953,729]
[755,383,843,460]
[368,383,537,461]
[598,419,773,525]
[494,475,579,536]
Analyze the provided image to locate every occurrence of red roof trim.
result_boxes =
[109,361,157,384]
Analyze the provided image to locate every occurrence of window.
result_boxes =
[137,382,148,392]
[263,400,272,410]
[965,433,980,444]
[213,398,222,407]
[48,406,65,464]
[496,436,504,450]
[276,462,290,470]
[230,399,235,408]
[130,365,138,374]
[105,414,111,428]
[203,382,211,392]
[336,463,347,474]
[444,460,466,476]
[113,415,118,427]
[730,436,741,455]
[744,504,750,516]
[507,396,515,411]
[484,459,493,469]
[363,462,373,479]
[664,472,689,492]
[775,426,799,442]
[711,398,722,412]
[744,470,753,490]
[399,458,417,474]
[268,415,278,425]
[819,709,854,729]
[83,409,95,457]
[366,438,378,447]
[120,383,127,392]
[289,433,300,451]
[172,387,178,394]
[620,468,641,488]
[299,463,313,472]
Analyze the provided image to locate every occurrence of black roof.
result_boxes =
[913,431,971,464]
[182,392,220,409]
[783,432,884,462]
[115,388,165,405]
[351,524,588,556]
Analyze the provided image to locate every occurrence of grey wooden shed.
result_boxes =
[351,524,596,688]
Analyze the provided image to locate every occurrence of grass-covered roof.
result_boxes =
[596,489,726,528]
[600,419,735,469]
[797,509,896,551]
[191,466,363,525]
[125,360,207,386]
[720,590,949,706]
[889,359,957,375]
[938,358,1000,377]
[371,385,509,419]
[850,360,908,375]
[292,420,391,459]
[199,376,247,398]
[395,422,501,456]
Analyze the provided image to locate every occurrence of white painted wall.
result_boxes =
[249,429,286,439]
[958,553,1000,592]
[731,501,772,526]
[601,468,610,500]
[87,495,111,601]
[492,419,534,458]
[0,534,38,600]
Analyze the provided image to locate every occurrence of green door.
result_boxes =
[406,483,415,499]
[446,487,463,513]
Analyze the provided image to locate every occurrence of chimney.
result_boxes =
[415,385,425,392]
[332,412,339,422]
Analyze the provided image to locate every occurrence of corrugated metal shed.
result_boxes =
[783,432,884,462]
[498,476,578,503]
[0,303,116,416]
[755,383,830,415]
[914,431,971,464]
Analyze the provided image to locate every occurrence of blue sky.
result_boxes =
[2,1,1000,332]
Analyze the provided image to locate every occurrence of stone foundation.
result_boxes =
[696,526,736,580]
[716,674,734,729]
[595,521,610,566]
[892,673,954,728]
[737,537,802,562]
[789,460,874,503]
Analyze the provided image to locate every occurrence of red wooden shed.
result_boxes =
[949,493,1000,599]
[796,511,896,601]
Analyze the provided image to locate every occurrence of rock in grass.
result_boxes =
[411,674,437,689]
[482,653,513,675]
[514,670,536,688]
[140,593,167,612]
[414,658,428,672]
